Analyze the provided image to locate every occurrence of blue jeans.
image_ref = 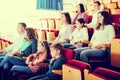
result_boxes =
[75,47,91,60]
[11,65,32,74]
[0,55,26,69]
[28,74,50,80]
[62,42,72,48]
[75,47,105,63]
[0,53,6,62]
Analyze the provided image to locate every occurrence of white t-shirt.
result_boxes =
[87,10,100,28]
[69,27,88,43]
[56,24,74,42]
[91,25,115,48]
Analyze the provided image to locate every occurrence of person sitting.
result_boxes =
[75,11,115,63]
[63,18,88,50]
[72,3,88,24]
[0,22,26,58]
[5,41,50,80]
[52,12,74,43]
[27,42,65,80]
[0,28,38,79]
[87,1,102,29]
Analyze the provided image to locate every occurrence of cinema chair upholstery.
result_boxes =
[87,67,120,80]
[62,60,91,80]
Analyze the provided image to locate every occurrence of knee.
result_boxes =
[4,63,10,69]
[80,51,88,58]
[11,66,17,72]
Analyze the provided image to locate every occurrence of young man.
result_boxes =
[28,42,65,80]
[87,1,101,28]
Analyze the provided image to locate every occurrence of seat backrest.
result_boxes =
[93,67,120,80]
[67,60,91,70]
[63,60,91,80]
[111,14,120,24]
[62,48,76,63]
[87,28,94,41]
[115,34,120,38]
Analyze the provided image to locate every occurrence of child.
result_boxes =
[28,42,65,80]
[5,41,50,80]
[63,18,88,49]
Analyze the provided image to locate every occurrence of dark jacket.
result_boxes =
[21,38,37,57]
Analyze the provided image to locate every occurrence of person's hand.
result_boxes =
[6,52,13,56]
[0,50,5,53]
[50,58,55,64]
[64,38,70,42]
[94,44,105,49]
[14,51,20,56]
[88,43,92,47]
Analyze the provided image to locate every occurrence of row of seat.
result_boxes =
[1,36,120,79]
[0,38,12,50]
[17,45,120,80]
[61,60,120,80]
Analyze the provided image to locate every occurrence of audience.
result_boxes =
[6,41,50,80]
[75,11,115,63]
[28,42,65,80]
[0,28,38,80]
[0,22,26,57]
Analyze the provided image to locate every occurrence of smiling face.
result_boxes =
[77,5,81,13]
[37,42,45,52]
[76,20,83,30]
[98,13,104,24]
[60,14,67,23]
[93,3,100,11]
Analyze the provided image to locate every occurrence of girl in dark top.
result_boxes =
[0,28,38,80]
[28,42,65,80]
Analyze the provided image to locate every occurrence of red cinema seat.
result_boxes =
[91,67,120,80]
[63,60,91,80]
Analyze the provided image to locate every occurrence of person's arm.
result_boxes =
[68,29,76,41]
[87,12,98,28]
[81,12,89,23]
[72,13,79,24]
[26,54,36,65]
[31,39,38,53]
[33,52,47,65]
[22,39,37,56]
[95,25,115,49]
[75,28,89,43]
[51,57,64,70]
[5,44,14,53]
[64,25,74,40]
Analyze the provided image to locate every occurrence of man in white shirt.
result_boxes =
[87,1,101,28]
[0,22,27,56]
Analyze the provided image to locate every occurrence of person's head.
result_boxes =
[24,28,37,41]
[77,4,85,13]
[17,22,26,34]
[60,12,71,24]
[37,41,50,54]
[76,18,85,29]
[93,1,101,11]
[50,42,63,58]
[96,11,112,30]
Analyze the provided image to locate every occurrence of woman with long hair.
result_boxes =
[75,11,115,63]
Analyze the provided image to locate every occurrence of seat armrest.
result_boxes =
[82,40,90,44]
[52,70,62,75]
